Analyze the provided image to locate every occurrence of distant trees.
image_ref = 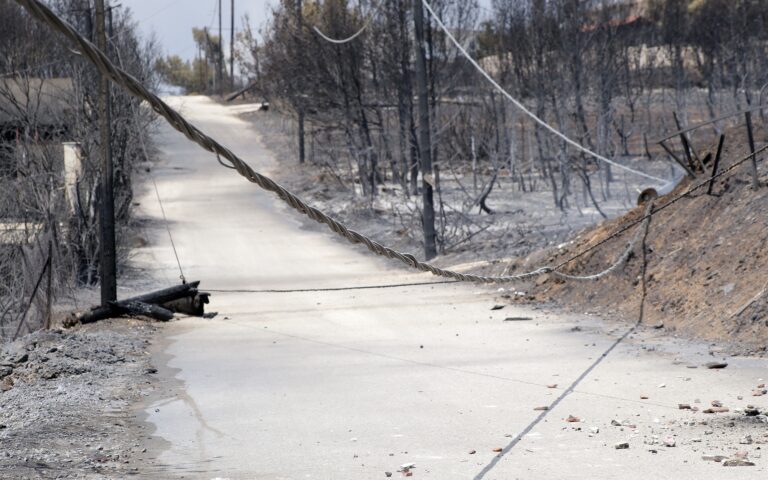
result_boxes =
[234,0,768,255]
[155,28,225,94]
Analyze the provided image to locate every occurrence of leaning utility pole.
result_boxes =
[95,0,116,304]
[295,0,305,164]
[230,0,235,91]
[413,0,437,260]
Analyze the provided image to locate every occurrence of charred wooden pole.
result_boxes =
[76,282,203,324]
[96,0,116,305]
[230,0,235,91]
[708,135,725,196]
[295,0,306,164]
[218,0,224,95]
[413,0,437,260]
[745,111,761,189]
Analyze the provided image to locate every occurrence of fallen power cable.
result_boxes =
[14,0,767,286]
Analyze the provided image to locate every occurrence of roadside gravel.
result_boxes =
[0,319,160,479]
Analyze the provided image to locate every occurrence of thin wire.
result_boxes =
[420,0,665,184]
[311,1,380,44]
[552,143,768,271]
[151,176,186,283]
[474,204,654,480]
[17,0,765,285]
[207,280,458,293]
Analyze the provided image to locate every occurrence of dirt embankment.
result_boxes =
[515,137,768,351]
[0,319,159,479]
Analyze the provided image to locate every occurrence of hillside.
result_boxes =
[516,134,768,350]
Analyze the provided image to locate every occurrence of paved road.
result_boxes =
[134,96,766,479]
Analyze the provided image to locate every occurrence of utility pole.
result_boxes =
[413,0,437,260]
[295,0,305,164]
[218,0,223,95]
[95,0,116,304]
[230,0,235,91]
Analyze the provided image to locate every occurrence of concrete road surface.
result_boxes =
[132,96,767,479]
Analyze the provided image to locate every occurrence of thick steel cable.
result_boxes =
[15,0,764,285]
[12,0,547,284]
[420,0,665,184]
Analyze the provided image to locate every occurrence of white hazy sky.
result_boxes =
[126,0,276,60]
[126,0,494,61]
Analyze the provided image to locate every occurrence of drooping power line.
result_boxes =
[420,0,665,184]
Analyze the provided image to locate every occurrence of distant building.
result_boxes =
[0,77,76,178]
[0,77,81,242]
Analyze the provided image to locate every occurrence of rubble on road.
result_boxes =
[0,319,158,478]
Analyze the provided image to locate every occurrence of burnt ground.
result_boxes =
[240,104,768,352]
[511,128,768,352]
[0,316,163,479]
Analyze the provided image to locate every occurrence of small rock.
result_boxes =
[711,400,723,407]
[385,472,392,478]
[547,384,557,389]
[615,442,630,450]
[744,406,761,416]
[610,420,621,427]
[702,455,727,462]
[640,395,649,400]
[704,362,728,369]
[534,406,549,411]
[658,383,666,388]
[468,450,476,455]
[723,459,755,467]
[663,437,676,447]
[492,448,503,453]
[678,404,692,410]
[752,389,766,397]
[565,415,580,423]
[703,407,729,414]
[589,427,599,434]
[739,435,753,445]
[491,305,505,311]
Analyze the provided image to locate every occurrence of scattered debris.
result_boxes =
[703,407,730,414]
[704,362,728,369]
[702,455,727,463]
[723,459,755,467]
[744,405,761,416]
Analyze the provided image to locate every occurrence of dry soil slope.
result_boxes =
[520,134,768,350]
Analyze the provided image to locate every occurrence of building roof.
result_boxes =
[0,77,74,126]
